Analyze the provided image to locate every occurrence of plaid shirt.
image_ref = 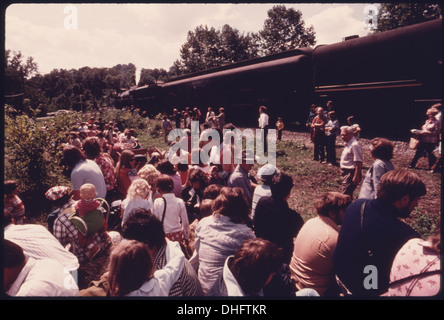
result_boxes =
[4,195,26,223]
[153,243,202,296]
[52,207,104,263]
[95,153,116,191]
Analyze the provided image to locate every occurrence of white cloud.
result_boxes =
[5,3,373,76]
[306,5,370,45]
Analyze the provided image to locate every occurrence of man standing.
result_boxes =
[258,106,270,153]
[333,169,426,296]
[339,126,363,197]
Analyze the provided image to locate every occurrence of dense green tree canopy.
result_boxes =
[174,24,259,75]
[173,5,316,75]
[259,5,316,56]
[375,3,441,33]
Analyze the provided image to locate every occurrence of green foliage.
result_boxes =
[409,210,440,239]
[138,68,169,86]
[4,109,70,216]
[99,108,148,131]
[4,105,149,217]
[175,24,260,75]
[259,5,317,55]
[375,3,442,33]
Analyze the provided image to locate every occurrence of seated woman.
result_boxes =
[190,187,255,295]
[107,239,185,296]
[120,178,152,226]
[115,149,138,199]
[208,238,283,296]
[181,168,210,223]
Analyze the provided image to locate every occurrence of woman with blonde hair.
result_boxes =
[138,163,161,200]
[120,179,152,225]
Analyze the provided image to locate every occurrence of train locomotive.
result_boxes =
[117,18,442,139]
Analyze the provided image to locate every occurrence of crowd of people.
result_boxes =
[3,102,441,298]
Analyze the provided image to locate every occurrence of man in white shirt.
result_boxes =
[258,106,270,153]
[4,239,79,297]
[4,212,79,270]
[339,126,363,197]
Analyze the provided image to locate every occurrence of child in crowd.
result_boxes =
[162,115,173,144]
[276,117,284,141]
[152,174,190,242]
[4,180,26,225]
[121,179,152,226]
[70,183,107,250]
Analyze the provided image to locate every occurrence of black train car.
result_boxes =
[312,18,442,139]
[161,48,314,128]
[124,19,441,138]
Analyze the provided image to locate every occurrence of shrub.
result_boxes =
[4,112,70,216]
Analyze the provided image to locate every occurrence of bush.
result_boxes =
[4,112,70,216]
[4,106,148,217]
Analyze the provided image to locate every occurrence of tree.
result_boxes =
[138,68,169,86]
[5,50,39,93]
[175,24,260,75]
[258,5,316,55]
[375,3,442,33]
[219,24,259,64]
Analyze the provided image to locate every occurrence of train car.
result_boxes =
[119,18,441,138]
[161,48,314,128]
[116,83,163,114]
[312,18,442,139]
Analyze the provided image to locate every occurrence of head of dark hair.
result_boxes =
[157,159,177,175]
[4,239,26,268]
[121,208,166,249]
[155,174,175,193]
[229,238,283,296]
[63,145,87,168]
[314,192,352,217]
[107,240,152,296]
[82,136,102,159]
[377,169,426,204]
[213,187,251,225]
[4,180,18,195]
[119,149,135,169]
[370,137,394,161]
[270,172,294,200]
[188,168,210,188]
[203,184,222,200]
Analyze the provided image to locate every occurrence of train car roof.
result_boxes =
[312,18,442,90]
[164,47,313,85]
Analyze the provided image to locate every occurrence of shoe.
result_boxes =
[321,161,327,164]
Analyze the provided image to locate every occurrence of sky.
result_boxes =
[5,3,378,82]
